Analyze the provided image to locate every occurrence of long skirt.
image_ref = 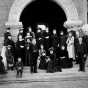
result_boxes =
[67,45,75,60]
[47,60,54,73]
[1,46,7,70]
[39,56,47,70]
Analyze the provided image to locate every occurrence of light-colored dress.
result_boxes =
[1,46,7,70]
[66,36,75,59]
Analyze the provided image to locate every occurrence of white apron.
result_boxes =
[1,46,7,70]
[67,36,75,59]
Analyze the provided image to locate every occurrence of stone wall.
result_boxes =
[0,0,87,51]
[0,0,14,50]
[73,0,87,24]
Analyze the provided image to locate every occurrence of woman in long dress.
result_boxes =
[16,35,25,65]
[66,32,75,67]
[38,44,47,69]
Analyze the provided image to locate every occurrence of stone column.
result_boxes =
[5,21,23,42]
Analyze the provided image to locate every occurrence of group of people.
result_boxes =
[0,24,88,77]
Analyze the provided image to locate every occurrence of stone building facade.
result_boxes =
[0,0,87,50]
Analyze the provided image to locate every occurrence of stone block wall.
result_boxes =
[0,0,14,50]
[0,0,87,51]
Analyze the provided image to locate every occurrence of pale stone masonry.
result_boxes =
[0,0,87,51]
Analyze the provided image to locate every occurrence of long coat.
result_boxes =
[66,36,75,59]
[75,40,87,58]
[16,40,25,64]
[30,44,38,66]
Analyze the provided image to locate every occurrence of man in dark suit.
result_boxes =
[25,38,31,66]
[75,37,87,72]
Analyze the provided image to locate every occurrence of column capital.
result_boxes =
[5,21,23,28]
[64,20,83,31]
[5,21,23,42]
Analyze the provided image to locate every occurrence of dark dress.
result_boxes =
[43,32,51,54]
[4,32,11,45]
[5,39,15,59]
[4,32,11,40]
[6,47,14,69]
[39,49,47,70]
[16,40,25,65]
[0,56,6,74]
[59,45,73,68]
[36,32,44,49]
[83,35,88,54]
[25,42,31,66]
[39,55,47,70]
[50,34,59,51]
[47,53,55,73]
[30,44,38,73]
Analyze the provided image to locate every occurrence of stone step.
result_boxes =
[0,65,88,83]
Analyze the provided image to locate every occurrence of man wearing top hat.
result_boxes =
[75,37,87,72]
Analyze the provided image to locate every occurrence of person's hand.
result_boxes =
[39,38,41,40]
[61,46,65,50]
[84,54,86,58]
[58,44,59,47]
[27,47,29,50]
[45,36,49,39]
[46,58,50,62]
[20,46,24,48]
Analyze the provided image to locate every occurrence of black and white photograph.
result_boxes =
[0,0,88,88]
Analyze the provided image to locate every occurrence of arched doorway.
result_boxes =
[20,0,67,36]
[5,0,82,41]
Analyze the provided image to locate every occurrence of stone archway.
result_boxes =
[8,0,79,22]
[5,0,83,41]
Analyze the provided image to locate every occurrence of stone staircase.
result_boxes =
[0,65,88,84]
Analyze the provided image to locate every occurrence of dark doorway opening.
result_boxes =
[20,0,67,36]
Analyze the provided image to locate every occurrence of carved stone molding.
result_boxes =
[5,21,23,42]
[64,20,83,32]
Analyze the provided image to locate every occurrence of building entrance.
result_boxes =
[20,0,67,36]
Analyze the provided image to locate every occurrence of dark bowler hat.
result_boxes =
[6,27,10,30]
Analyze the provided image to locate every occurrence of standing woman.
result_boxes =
[25,38,31,66]
[38,44,47,70]
[30,39,38,73]
[66,32,75,67]
[16,35,25,65]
